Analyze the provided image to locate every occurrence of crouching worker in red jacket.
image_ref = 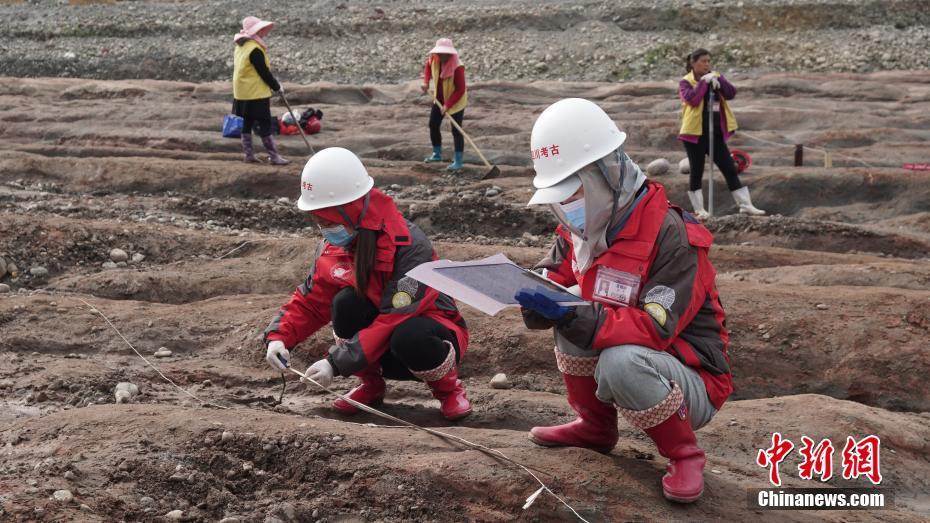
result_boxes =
[263,147,472,420]
[516,99,733,502]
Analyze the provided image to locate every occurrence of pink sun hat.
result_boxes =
[235,16,274,40]
[429,38,458,56]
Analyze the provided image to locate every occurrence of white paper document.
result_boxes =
[406,253,587,316]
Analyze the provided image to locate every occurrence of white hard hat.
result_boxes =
[528,98,626,205]
[296,147,374,211]
[527,174,582,206]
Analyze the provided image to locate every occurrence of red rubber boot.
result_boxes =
[645,407,706,503]
[333,364,385,414]
[424,367,473,421]
[529,373,619,452]
[410,341,472,421]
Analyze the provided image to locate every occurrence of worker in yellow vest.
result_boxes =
[678,48,763,218]
[420,38,468,171]
[232,16,289,166]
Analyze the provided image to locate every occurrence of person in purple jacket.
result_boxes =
[678,49,764,218]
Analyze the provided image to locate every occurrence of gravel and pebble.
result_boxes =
[1,1,927,85]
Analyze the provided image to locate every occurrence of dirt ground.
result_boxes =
[1,71,930,522]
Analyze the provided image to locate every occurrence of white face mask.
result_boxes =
[559,198,586,232]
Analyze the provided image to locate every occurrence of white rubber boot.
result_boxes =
[687,190,711,220]
[732,186,766,216]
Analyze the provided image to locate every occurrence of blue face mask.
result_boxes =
[321,225,357,247]
[560,198,586,231]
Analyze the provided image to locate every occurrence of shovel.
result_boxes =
[431,98,500,180]
[278,91,315,156]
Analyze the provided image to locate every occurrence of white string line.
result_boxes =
[82,296,412,425]
[288,367,592,523]
[216,240,260,260]
[215,237,306,260]
[737,130,876,168]
[346,421,408,429]
[80,298,591,521]
[79,298,230,410]
[146,239,288,269]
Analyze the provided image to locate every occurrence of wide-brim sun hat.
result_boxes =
[429,38,458,55]
[241,16,274,37]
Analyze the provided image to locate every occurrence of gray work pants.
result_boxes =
[556,332,717,430]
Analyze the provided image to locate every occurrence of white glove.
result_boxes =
[710,77,720,90]
[275,85,284,95]
[265,340,290,371]
[302,359,334,387]
[700,72,716,83]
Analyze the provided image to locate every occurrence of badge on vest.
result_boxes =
[391,291,413,309]
[643,302,668,327]
[331,263,353,283]
[592,266,641,307]
[643,285,676,309]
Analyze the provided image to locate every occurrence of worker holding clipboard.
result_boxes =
[515,98,733,504]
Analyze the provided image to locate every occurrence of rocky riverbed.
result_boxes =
[2,0,929,84]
